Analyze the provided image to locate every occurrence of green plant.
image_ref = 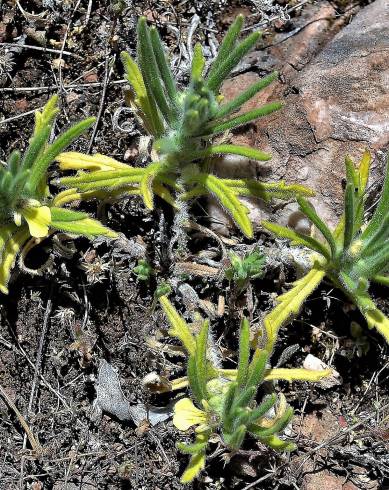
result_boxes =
[260,151,389,349]
[55,15,313,239]
[133,258,153,281]
[0,96,117,294]
[225,248,265,292]
[158,295,330,483]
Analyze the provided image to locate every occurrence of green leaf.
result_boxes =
[215,71,279,119]
[250,406,293,438]
[297,197,337,258]
[190,144,272,162]
[177,440,208,455]
[206,14,244,83]
[188,173,253,238]
[188,355,204,405]
[261,220,331,260]
[159,295,196,355]
[261,265,326,352]
[222,382,238,432]
[197,101,282,137]
[195,320,210,402]
[361,213,389,258]
[21,124,52,171]
[137,17,173,125]
[207,31,261,93]
[343,183,356,249]
[225,179,315,201]
[245,393,277,426]
[361,153,389,240]
[191,43,206,81]
[34,95,59,135]
[345,156,359,189]
[27,117,96,194]
[246,349,268,390]
[236,317,250,387]
[372,274,389,287]
[257,434,296,452]
[120,51,164,136]
[150,26,177,104]
[50,207,117,238]
[225,424,246,451]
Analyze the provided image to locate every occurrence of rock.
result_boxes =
[208,0,389,234]
[303,354,342,389]
[302,472,359,490]
[298,409,339,442]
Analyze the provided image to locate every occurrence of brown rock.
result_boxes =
[208,0,389,233]
[15,98,29,112]
[83,70,98,83]
[302,472,357,490]
[298,410,339,442]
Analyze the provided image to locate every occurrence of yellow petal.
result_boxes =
[21,206,51,238]
[180,452,206,483]
[173,398,207,431]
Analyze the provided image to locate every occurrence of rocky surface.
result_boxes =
[211,0,389,233]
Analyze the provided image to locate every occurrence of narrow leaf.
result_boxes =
[297,197,337,258]
[150,26,177,103]
[120,51,164,136]
[197,102,282,137]
[236,317,250,387]
[27,117,96,193]
[343,183,355,249]
[191,43,205,81]
[50,207,117,238]
[0,227,30,294]
[190,144,271,162]
[362,154,389,240]
[137,17,173,125]
[188,173,253,238]
[261,266,326,352]
[159,295,196,355]
[261,220,331,260]
[206,14,244,82]
[215,71,279,119]
[207,31,261,93]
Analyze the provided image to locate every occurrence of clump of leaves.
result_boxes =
[261,151,389,348]
[0,96,116,294]
[225,248,265,293]
[55,15,313,239]
[133,258,153,281]
[157,295,330,483]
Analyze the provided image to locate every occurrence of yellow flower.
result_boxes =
[20,206,51,238]
[173,398,208,431]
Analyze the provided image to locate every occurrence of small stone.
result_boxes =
[303,354,342,389]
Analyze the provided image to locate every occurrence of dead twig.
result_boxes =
[0,43,82,58]
[0,78,127,94]
[0,383,42,456]
[87,52,115,153]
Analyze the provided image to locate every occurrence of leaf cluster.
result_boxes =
[55,15,313,239]
[158,295,329,482]
[225,249,265,292]
[261,152,389,347]
[0,96,116,294]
